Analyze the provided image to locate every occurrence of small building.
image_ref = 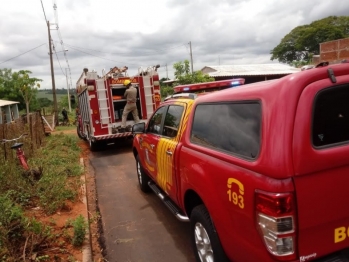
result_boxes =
[0,99,20,124]
[201,64,300,84]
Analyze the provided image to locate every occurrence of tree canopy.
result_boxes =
[270,16,349,65]
[173,60,214,85]
[0,68,42,112]
[0,68,21,105]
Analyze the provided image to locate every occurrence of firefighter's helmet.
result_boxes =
[123,79,131,86]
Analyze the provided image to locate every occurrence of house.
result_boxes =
[201,64,300,84]
[0,99,20,124]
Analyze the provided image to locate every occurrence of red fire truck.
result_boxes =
[76,65,161,150]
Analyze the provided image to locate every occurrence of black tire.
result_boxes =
[136,155,151,193]
[89,139,99,152]
[190,205,229,262]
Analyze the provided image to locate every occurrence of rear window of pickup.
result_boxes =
[313,83,349,148]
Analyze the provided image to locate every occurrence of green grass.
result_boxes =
[56,125,76,132]
[36,91,67,101]
[0,133,84,260]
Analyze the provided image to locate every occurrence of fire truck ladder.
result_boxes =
[142,75,155,119]
[95,78,111,127]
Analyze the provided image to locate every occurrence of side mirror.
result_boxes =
[132,122,146,134]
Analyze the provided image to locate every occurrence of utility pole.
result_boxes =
[165,63,168,79]
[65,68,71,112]
[189,41,194,74]
[47,20,58,126]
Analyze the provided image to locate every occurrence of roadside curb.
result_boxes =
[80,157,93,262]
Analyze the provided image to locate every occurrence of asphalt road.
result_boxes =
[90,138,196,262]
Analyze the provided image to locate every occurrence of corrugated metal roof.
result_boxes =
[0,99,19,107]
[163,79,177,84]
[202,64,300,77]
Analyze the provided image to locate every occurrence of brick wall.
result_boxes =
[320,38,349,63]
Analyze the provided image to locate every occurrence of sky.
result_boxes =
[0,0,349,91]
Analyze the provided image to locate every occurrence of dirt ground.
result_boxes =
[44,128,104,262]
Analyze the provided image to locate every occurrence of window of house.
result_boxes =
[147,106,167,134]
[162,105,184,138]
[191,102,261,159]
[312,84,349,147]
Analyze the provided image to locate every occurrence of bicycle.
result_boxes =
[1,133,42,183]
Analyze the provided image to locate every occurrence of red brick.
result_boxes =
[339,49,349,60]
[321,51,338,61]
[339,38,349,49]
[321,41,338,52]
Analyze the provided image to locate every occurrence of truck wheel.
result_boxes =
[190,205,229,262]
[89,139,99,152]
[136,155,151,193]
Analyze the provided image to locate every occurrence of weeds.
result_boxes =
[71,215,87,247]
[0,132,85,261]
[61,215,87,247]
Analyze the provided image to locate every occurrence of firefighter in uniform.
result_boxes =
[120,79,140,132]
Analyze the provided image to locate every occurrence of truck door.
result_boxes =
[140,106,167,178]
[292,76,349,259]
[156,103,185,199]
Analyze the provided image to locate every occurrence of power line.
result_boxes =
[67,46,141,66]
[62,42,187,56]
[52,43,66,76]
[62,43,187,69]
[52,0,74,108]
[40,0,48,22]
[0,44,46,65]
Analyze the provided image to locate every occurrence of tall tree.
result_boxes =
[12,70,42,123]
[270,16,349,65]
[173,60,214,85]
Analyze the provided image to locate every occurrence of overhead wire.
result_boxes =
[40,0,48,23]
[67,46,141,66]
[44,0,189,81]
[52,43,66,76]
[61,42,188,72]
[0,44,47,65]
[52,0,73,92]
[62,42,188,56]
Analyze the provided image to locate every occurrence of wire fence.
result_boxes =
[0,111,46,165]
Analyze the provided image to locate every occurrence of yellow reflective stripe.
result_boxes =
[155,100,194,192]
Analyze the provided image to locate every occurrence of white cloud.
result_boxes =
[0,0,348,90]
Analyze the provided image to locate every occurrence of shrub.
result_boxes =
[71,215,87,247]
[0,131,84,260]
[0,194,25,260]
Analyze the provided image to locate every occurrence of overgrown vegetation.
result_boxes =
[173,59,214,86]
[0,133,86,261]
[159,77,175,99]
[0,68,77,115]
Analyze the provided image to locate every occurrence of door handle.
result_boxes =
[166,150,173,156]
[150,144,155,149]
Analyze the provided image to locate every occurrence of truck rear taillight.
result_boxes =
[255,190,297,261]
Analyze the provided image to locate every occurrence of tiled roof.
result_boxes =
[202,64,300,77]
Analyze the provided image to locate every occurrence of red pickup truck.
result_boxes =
[132,62,349,262]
